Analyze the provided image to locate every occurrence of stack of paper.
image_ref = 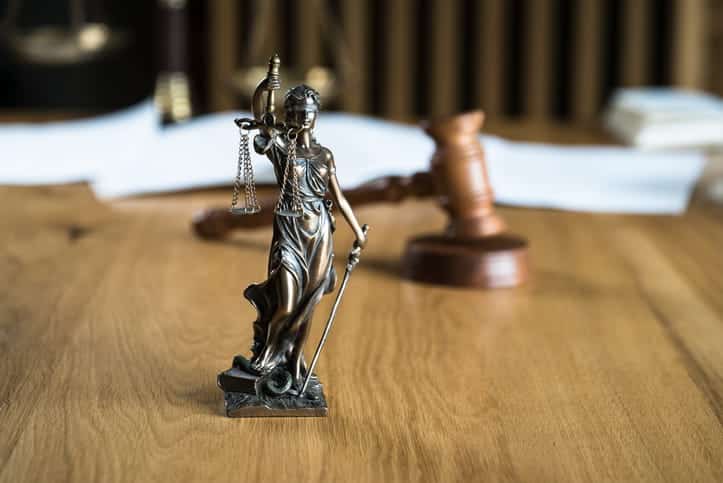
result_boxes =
[604,88,723,150]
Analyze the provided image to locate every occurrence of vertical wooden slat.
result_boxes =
[621,0,650,86]
[341,0,368,112]
[296,0,322,71]
[712,2,723,96]
[477,0,505,117]
[256,0,281,64]
[671,0,707,89]
[383,0,415,120]
[208,0,237,111]
[572,0,603,120]
[429,0,459,117]
[524,0,554,118]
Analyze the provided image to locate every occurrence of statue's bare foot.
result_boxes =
[253,345,281,373]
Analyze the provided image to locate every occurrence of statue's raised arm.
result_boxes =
[233,54,282,135]
[252,54,281,133]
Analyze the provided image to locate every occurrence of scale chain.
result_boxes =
[230,129,244,211]
[242,130,260,211]
[230,127,260,215]
[274,131,303,217]
[290,139,302,214]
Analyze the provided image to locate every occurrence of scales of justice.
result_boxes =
[217,54,369,417]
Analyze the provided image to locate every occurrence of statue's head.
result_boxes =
[284,84,320,131]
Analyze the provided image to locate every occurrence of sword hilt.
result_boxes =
[347,224,369,270]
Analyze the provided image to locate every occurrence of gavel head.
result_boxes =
[422,110,505,239]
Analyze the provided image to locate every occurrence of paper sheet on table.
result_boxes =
[0,101,156,185]
[0,102,707,214]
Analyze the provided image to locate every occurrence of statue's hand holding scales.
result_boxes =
[218,54,368,418]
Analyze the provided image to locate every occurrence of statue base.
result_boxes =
[217,355,328,418]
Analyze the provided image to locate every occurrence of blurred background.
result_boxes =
[1,0,721,123]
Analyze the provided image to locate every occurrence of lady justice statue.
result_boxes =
[217,54,368,417]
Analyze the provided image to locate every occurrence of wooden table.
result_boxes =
[1,121,722,482]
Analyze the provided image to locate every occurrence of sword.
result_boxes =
[300,224,369,396]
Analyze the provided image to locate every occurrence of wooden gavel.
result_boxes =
[403,111,528,288]
[192,110,528,288]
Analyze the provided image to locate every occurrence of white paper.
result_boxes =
[487,141,705,213]
[0,102,707,214]
[605,88,723,149]
[0,100,157,185]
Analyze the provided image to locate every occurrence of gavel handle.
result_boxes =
[192,171,435,239]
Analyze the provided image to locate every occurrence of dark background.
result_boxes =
[0,0,154,109]
[0,0,720,118]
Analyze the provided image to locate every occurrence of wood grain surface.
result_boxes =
[2,129,723,482]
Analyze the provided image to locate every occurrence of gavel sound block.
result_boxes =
[401,111,529,288]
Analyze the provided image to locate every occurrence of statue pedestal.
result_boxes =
[217,356,328,418]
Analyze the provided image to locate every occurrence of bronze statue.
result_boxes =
[218,54,368,417]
